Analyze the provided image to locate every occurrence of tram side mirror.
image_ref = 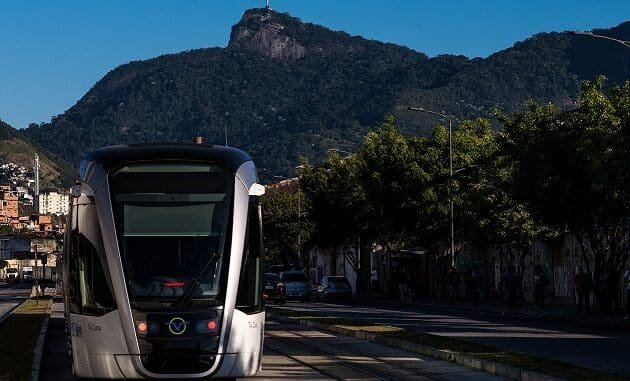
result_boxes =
[70,182,95,197]
[249,183,265,197]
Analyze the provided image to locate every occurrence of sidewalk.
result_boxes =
[356,294,630,331]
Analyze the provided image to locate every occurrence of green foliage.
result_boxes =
[301,115,521,261]
[0,259,8,269]
[300,152,366,249]
[261,187,312,266]
[502,77,630,303]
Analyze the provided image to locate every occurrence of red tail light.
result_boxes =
[137,322,148,333]
[164,281,185,288]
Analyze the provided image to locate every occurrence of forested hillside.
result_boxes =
[22,8,630,181]
[0,120,75,189]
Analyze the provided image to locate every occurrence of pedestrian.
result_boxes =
[599,268,611,314]
[446,266,460,305]
[504,265,518,313]
[371,267,379,293]
[533,265,548,309]
[624,269,630,320]
[464,266,473,300]
[609,268,621,313]
[471,264,483,303]
[574,266,591,314]
[399,268,410,304]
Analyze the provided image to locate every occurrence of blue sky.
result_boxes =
[1,0,629,129]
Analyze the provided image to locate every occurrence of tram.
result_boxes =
[63,143,265,379]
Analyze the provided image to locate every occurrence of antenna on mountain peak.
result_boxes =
[265,0,271,10]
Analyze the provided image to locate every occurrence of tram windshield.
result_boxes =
[111,163,233,308]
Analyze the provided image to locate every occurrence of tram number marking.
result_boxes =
[71,323,83,337]
[88,323,102,331]
[248,321,259,329]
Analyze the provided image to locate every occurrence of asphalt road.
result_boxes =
[0,282,31,322]
[39,301,507,380]
[277,301,630,376]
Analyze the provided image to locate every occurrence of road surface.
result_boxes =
[276,301,630,376]
[39,301,508,380]
[0,282,31,323]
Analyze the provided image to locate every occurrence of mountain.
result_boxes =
[0,120,75,190]
[22,8,630,181]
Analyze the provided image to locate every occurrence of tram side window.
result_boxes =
[236,199,263,313]
[68,202,116,316]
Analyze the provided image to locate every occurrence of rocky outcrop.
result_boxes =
[229,16,308,59]
[228,8,360,59]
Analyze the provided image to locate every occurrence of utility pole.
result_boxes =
[34,244,39,305]
[297,189,301,264]
[34,155,40,214]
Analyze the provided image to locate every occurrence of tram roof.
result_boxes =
[82,143,252,173]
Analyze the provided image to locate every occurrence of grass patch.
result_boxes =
[0,296,53,381]
[268,307,626,381]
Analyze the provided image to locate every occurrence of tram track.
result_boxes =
[264,324,441,381]
[262,345,340,381]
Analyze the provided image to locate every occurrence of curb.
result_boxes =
[30,313,50,381]
[268,311,564,381]
[0,302,21,326]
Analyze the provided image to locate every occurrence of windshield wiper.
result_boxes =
[171,252,221,308]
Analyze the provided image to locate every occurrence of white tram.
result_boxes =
[63,143,265,379]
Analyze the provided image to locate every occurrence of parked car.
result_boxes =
[6,268,19,282]
[279,271,310,301]
[22,267,33,281]
[314,276,353,302]
[263,273,286,304]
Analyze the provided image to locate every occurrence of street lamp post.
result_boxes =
[34,244,39,304]
[407,106,456,267]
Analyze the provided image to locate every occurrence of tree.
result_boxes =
[356,115,428,251]
[300,150,368,291]
[0,259,8,270]
[262,183,313,268]
[502,77,630,311]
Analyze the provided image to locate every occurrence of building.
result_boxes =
[38,192,69,215]
[0,190,19,223]
[27,215,53,232]
[3,253,59,281]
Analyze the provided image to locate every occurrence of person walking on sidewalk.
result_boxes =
[574,266,591,314]
[533,265,548,309]
[371,267,379,293]
[504,265,518,313]
[624,269,630,319]
[609,268,621,313]
[447,266,460,305]
[399,268,410,304]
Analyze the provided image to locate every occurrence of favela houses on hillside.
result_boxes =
[0,156,67,281]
